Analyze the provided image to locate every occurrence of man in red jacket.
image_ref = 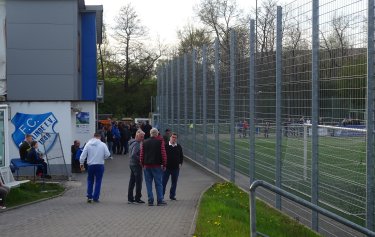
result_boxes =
[140,128,167,206]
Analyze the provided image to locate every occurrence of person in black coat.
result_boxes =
[120,123,131,155]
[106,125,114,158]
[27,141,51,179]
[71,140,81,173]
[142,121,152,139]
[162,132,183,200]
[19,134,33,161]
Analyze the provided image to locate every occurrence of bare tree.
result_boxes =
[320,13,354,78]
[177,23,212,55]
[255,0,278,62]
[112,3,163,90]
[97,23,112,81]
[195,0,244,49]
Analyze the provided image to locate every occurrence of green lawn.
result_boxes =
[5,182,65,208]
[194,182,321,237]
[182,126,367,225]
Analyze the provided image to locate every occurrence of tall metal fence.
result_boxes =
[156,0,374,236]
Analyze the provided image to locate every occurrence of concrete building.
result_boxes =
[0,0,103,174]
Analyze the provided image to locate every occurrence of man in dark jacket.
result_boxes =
[142,120,152,139]
[71,140,81,173]
[19,134,33,161]
[163,128,171,144]
[120,124,131,155]
[162,132,183,200]
[127,129,145,204]
[27,141,51,179]
[140,128,167,206]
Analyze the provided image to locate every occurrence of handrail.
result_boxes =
[249,180,375,237]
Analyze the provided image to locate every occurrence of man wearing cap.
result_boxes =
[80,132,111,203]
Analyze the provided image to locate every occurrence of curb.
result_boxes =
[185,156,227,236]
[188,182,215,236]
[184,156,250,194]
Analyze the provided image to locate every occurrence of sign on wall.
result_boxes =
[11,112,58,152]
[76,112,90,134]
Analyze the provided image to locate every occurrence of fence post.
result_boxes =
[177,58,181,137]
[249,19,256,184]
[275,6,283,210]
[250,185,257,237]
[203,45,208,166]
[162,66,166,132]
[215,38,220,173]
[304,125,308,181]
[158,69,162,132]
[165,65,169,130]
[184,54,188,141]
[230,30,236,182]
[367,0,374,231]
[311,0,320,232]
[171,60,174,132]
[192,49,197,161]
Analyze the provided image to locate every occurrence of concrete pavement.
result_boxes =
[0,154,218,237]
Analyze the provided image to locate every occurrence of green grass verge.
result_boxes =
[194,182,321,237]
[5,182,65,208]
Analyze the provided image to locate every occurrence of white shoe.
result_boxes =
[0,206,6,210]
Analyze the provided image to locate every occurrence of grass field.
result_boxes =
[180,125,367,225]
[194,182,321,237]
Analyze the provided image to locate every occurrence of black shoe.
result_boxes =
[128,200,135,204]
[157,201,167,206]
[148,202,154,206]
[93,200,100,203]
[135,200,145,204]
[87,198,93,203]
[42,174,52,179]
[170,197,177,201]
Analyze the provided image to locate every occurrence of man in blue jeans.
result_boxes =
[80,132,110,203]
[162,132,183,200]
[140,128,167,206]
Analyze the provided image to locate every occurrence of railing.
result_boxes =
[249,180,375,237]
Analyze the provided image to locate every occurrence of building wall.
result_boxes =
[0,0,5,95]
[6,0,80,100]
[71,101,96,148]
[7,101,96,168]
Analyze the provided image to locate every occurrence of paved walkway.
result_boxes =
[0,154,218,237]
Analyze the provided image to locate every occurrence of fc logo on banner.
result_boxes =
[11,112,58,153]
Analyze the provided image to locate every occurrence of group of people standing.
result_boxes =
[127,127,183,206]
[100,120,152,158]
[78,122,183,207]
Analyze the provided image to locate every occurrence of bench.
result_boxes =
[0,166,29,188]
[11,158,44,181]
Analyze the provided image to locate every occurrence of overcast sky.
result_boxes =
[85,0,257,46]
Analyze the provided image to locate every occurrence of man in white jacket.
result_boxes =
[80,132,110,203]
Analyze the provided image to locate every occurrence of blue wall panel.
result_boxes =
[81,12,97,101]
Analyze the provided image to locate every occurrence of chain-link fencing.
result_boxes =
[156,0,374,236]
